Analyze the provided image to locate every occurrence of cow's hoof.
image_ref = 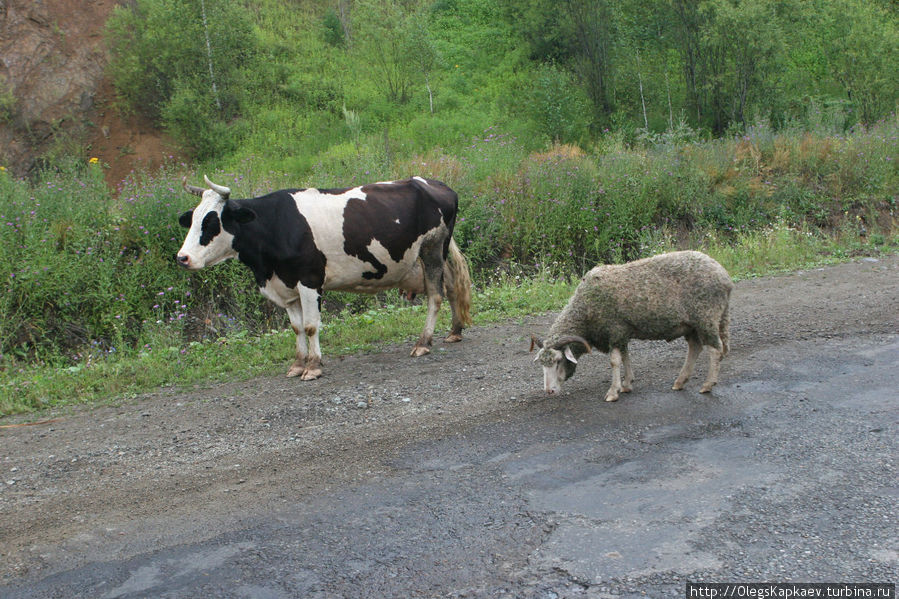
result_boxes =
[286,364,305,378]
[301,368,322,381]
[410,345,431,357]
[444,333,463,343]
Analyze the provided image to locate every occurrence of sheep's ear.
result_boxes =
[563,346,579,364]
[529,335,543,352]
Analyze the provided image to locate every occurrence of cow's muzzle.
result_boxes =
[176,254,192,268]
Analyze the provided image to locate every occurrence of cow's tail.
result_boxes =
[445,238,473,334]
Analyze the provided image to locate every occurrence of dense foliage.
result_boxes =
[0,0,896,411]
[1,117,896,372]
[104,0,898,165]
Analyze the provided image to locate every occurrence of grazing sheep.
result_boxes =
[530,250,733,401]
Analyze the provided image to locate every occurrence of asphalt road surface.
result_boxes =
[2,255,897,598]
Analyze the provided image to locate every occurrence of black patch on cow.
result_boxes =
[342,178,457,280]
[221,192,327,290]
[223,200,257,224]
[318,187,353,195]
[178,210,193,228]
[199,211,221,246]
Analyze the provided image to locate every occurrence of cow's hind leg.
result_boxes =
[411,243,445,357]
[298,285,323,380]
[284,301,307,378]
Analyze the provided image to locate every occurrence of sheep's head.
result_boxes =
[529,335,591,395]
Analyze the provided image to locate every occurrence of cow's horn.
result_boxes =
[551,335,592,353]
[182,176,206,197]
[203,175,231,199]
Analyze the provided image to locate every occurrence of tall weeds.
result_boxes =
[1,118,896,379]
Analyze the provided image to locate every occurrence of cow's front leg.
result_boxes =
[298,285,323,380]
[284,301,307,378]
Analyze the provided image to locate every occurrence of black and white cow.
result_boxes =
[176,175,472,380]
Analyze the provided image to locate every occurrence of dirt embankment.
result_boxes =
[0,0,178,188]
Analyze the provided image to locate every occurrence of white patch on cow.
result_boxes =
[177,190,236,269]
[413,176,428,185]
[290,186,443,293]
[259,274,299,308]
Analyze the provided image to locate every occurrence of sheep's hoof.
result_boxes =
[410,345,431,357]
[672,380,686,391]
[604,393,619,402]
[300,367,322,381]
[621,386,632,393]
[699,383,716,393]
[444,333,463,343]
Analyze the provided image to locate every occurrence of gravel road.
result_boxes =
[1,255,897,598]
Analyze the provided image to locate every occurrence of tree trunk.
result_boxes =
[200,0,221,111]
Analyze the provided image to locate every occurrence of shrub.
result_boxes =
[105,0,256,159]
[2,119,896,372]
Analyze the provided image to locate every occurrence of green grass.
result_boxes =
[2,117,897,417]
[2,228,895,417]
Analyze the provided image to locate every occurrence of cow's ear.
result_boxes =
[224,201,256,224]
[178,210,193,228]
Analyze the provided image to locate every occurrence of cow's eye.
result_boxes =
[199,212,221,245]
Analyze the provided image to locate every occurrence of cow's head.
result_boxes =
[176,175,256,270]
[529,335,591,395]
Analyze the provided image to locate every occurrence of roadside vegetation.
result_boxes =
[1,0,897,415]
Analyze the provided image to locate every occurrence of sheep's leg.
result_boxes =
[673,335,703,390]
[700,346,723,393]
[620,346,634,393]
[605,348,624,402]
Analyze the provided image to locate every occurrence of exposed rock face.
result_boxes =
[0,0,177,185]
[0,0,114,175]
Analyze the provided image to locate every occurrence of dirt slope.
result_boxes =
[0,0,178,187]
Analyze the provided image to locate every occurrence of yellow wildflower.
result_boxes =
[89,157,99,164]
